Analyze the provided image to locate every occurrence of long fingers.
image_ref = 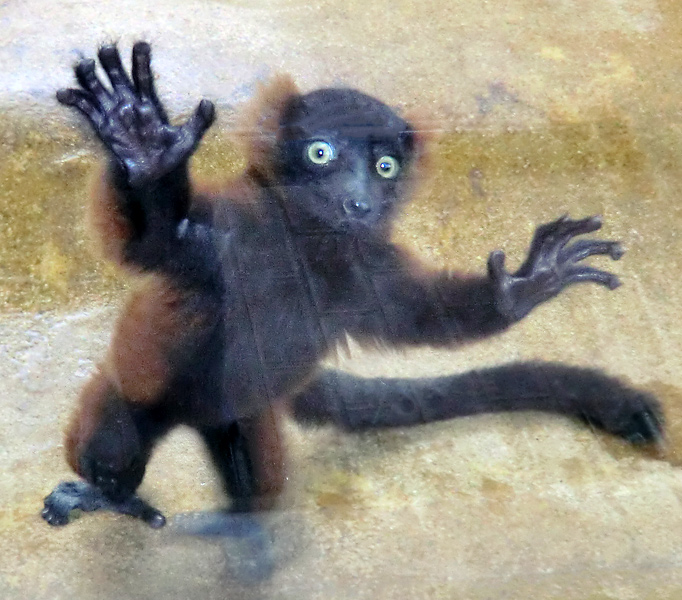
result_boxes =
[487,249,507,282]
[174,99,216,155]
[131,41,169,122]
[559,239,624,264]
[59,43,168,121]
[528,215,603,258]
[75,58,115,112]
[518,214,607,277]
[564,266,622,289]
[56,88,105,129]
[98,44,136,103]
[156,99,215,177]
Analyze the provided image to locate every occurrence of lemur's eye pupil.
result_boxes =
[376,155,399,178]
[306,141,335,165]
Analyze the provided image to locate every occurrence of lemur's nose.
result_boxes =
[343,198,371,215]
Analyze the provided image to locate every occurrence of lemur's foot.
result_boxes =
[42,480,166,528]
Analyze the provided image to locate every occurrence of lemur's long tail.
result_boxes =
[291,362,663,444]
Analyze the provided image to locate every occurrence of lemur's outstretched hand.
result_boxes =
[57,42,214,188]
[490,215,623,321]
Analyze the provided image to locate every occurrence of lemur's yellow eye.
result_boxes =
[306,141,335,165]
[376,156,399,178]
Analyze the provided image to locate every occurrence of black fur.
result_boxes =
[292,364,663,444]
[42,43,662,545]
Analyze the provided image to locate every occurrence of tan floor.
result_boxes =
[2,1,682,598]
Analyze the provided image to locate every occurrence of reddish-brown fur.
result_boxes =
[64,78,306,498]
[65,369,113,474]
[46,44,659,537]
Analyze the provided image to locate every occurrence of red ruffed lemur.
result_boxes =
[43,43,663,536]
